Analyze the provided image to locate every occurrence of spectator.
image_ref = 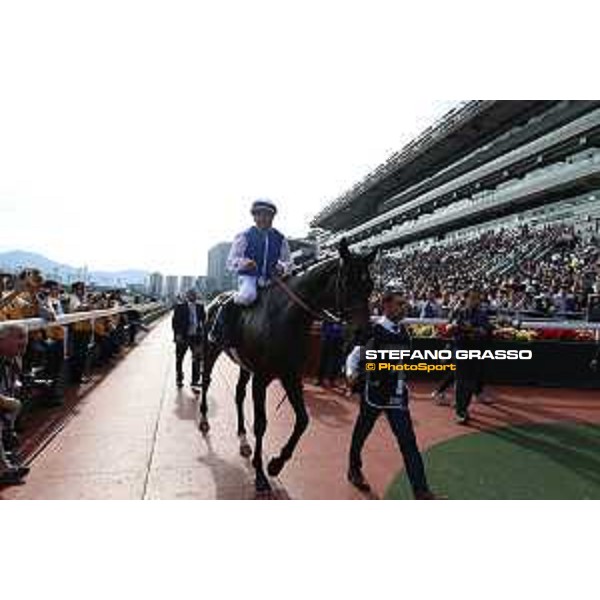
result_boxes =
[375,223,599,319]
[419,289,442,319]
[67,282,92,385]
[0,323,30,485]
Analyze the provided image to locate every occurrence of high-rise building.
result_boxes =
[148,272,164,298]
[165,275,179,299]
[180,275,196,293]
[195,275,208,294]
[207,242,235,292]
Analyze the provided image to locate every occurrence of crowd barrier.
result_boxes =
[0,302,165,331]
[0,302,168,358]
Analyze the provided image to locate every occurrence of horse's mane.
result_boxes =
[291,256,339,282]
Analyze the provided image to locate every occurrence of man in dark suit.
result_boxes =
[172,289,206,390]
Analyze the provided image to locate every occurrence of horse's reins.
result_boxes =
[273,274,343,324]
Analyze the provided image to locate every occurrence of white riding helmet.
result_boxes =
[250,199,277,215]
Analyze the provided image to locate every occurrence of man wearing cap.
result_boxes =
[210,199,292,347]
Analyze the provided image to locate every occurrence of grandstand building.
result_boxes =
[312,101,600,257]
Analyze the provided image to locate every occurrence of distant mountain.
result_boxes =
[0,250,149,287]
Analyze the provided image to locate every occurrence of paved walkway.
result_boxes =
[3,316,600,499]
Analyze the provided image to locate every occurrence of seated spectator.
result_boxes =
[0,323,30,485]
[42,284,67,405]
[67,282,93,385]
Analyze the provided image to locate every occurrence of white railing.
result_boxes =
[0,302,166,332]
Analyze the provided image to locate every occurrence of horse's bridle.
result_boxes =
[274,260,366,324]
[274,275,342,323]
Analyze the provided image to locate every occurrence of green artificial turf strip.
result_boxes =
[385,422,600,499]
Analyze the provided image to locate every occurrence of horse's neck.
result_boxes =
[290,260,338,315]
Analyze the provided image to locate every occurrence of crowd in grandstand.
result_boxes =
[376,223,600,319]
[0,269,151,484]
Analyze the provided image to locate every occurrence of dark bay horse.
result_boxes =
[200,239,375,493]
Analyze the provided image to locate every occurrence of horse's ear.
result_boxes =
[339,238,351,262]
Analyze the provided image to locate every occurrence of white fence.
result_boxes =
[0,302,165,332]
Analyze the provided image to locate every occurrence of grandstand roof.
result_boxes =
[311,100,560,232]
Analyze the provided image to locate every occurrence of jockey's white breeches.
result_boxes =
[233,275,258,306]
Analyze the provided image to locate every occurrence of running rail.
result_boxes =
[0,302,166,332]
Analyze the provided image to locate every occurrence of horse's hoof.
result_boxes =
[198,418,210,434]
[267,456,285,477]
[255,475,272,494]
[239,442,253,458]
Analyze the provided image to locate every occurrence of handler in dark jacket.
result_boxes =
[346,291,435,499]
[449,289,492,424]
[172,290,206,390]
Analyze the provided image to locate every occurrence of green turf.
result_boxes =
[385,421,600,499]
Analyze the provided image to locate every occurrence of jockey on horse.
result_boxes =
[202,201,376,493]
[209,198,293,347]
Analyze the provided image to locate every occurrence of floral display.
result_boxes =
[407,323,596,342]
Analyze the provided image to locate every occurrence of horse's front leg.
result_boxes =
[267,375,309,477]
[235,368,252,458]
[252,375,271,494]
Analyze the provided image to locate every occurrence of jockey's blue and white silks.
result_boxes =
[227,226,292,306]
[241,226,284,278]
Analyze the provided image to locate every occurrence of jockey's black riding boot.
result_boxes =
[222,300,241,348]
[210,298,240,347]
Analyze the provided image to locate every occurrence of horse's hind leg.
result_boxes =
[252,374,271,493]
[267,375,309,478]
[235,368,252,458]
[198,341,219,434]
